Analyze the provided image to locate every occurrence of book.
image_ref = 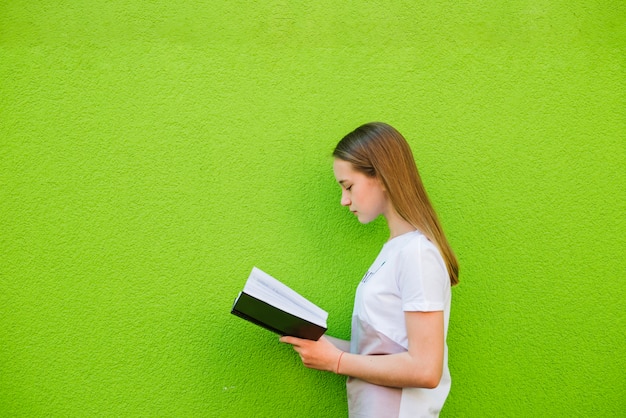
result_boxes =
[231,267,328,340]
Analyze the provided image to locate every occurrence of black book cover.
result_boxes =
[231,292,327,341]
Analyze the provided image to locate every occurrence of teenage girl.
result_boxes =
[280,122,459,417]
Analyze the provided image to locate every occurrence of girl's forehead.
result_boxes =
[333,159,355,179]
[333,159,354,173]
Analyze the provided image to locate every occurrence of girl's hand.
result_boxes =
[279,335,343,373]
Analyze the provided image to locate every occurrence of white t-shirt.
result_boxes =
[347,230,452,418]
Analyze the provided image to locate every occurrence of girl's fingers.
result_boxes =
[279,335,303,346]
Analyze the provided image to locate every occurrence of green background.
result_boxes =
[1,1,624,416]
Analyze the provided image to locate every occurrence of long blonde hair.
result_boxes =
[333,122,459,286]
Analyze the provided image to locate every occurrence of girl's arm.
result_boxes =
[280,311,444,389]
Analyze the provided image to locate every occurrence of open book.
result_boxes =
[231,267,328,340]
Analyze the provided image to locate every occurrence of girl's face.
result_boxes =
[333,159,390,224]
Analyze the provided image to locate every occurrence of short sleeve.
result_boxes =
[397,236,449,312]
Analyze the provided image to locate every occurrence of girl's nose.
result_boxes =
[341,192,351,207]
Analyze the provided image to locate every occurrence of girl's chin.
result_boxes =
[356,214,376,224]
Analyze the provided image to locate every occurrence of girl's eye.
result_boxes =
[346,185,352,191]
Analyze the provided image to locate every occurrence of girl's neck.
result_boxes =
[385,211,416,240]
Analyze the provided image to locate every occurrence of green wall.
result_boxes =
[1,1,624,416]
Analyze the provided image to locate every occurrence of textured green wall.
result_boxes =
[1,1,624,417]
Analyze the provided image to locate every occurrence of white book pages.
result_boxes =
[243,267,328,328]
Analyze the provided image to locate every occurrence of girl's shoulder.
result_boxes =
[391,231,445,265]
[387,230,435,252]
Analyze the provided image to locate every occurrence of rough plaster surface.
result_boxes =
[1,1,625,417]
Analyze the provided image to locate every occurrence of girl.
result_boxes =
[280,122,459,417]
